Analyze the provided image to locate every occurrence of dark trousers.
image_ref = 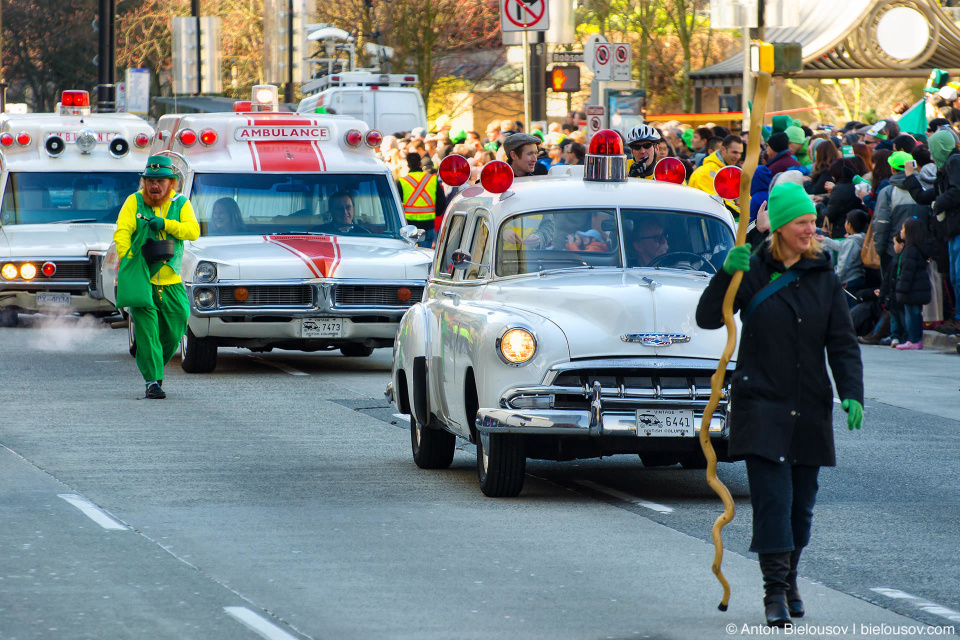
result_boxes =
[745,455,820,554]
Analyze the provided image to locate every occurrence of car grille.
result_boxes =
[220,285,313,306]
[545,367,722,411]
[335,285,424,308]
[44,261,96,281]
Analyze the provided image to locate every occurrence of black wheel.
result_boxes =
[126,312,137,356]
[410,415,455,469]
[340,344,375,358]
[477,432,525,497]
[678,451,708,469]
[0,307,18,328]
[180,327,218,373]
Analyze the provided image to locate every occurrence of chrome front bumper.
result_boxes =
[476,408,726,437]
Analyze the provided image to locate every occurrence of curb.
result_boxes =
[922,329,959,352]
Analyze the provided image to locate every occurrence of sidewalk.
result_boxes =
[922,328,960,353]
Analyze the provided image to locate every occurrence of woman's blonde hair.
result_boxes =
[767,227,823,262]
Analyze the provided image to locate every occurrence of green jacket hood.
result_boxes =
[929,129,957,168]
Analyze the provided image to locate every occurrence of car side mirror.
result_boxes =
[451,250,471,268]
[400,224,425,244]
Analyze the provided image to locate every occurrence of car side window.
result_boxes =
[434,213,467,279]
[463,216,491,281]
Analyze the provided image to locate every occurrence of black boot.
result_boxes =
[786,549,804,618]
[759,552,792,627]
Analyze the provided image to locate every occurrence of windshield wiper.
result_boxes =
[52,218,99,224]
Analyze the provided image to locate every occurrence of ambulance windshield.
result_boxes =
[0,172,141,225]
[191,173,402,238]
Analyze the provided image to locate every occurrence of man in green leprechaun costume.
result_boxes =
[114,156,200,399]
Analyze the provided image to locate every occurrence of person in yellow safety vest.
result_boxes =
[688,134,744,217]
[399,152,446,247]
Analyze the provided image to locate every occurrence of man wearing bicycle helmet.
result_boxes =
[626,125,662,179]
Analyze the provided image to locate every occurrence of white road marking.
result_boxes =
[248,356,308,376]
[871,588,960,622]
[575,481,674,513]
[57,494,127,530]
[224,607,300,640]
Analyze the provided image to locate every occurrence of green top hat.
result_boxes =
[141,155,179,180]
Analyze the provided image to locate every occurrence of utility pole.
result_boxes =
[0,1,6,113]
[96,0,117,112]
[192,0,202,95]
[284,0,295,104]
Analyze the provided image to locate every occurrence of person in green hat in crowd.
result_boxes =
[696,181,863,628]
[680,128,695,157]
[113,156,200,399]
[784,126,811,167]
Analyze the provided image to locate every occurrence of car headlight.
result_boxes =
[2,263,18,279]
[195,261,217,283]
[498,327,537,365]
[194,287,217,309]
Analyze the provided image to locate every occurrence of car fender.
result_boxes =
[392,303,432,421]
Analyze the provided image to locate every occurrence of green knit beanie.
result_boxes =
[682,128,694,148]
[785,126,806,144]
[768,182,816,232]
[771,115,792,133]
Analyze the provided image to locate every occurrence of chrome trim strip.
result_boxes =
[476,408,726,436]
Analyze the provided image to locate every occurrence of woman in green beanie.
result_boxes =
[696,181,864,627]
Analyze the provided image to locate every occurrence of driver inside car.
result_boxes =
[316,192,370,235]
[629,216,669,267]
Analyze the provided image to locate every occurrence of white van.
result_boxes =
[297,72,428,136]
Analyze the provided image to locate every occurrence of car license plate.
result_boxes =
[36,293,71,307]
[301,317,343,338]
[636,409,696,437]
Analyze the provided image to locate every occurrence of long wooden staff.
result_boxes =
[698,71,772,611]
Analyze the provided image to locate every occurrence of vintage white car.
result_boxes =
[388,132,740,497]
[102,85,431,371]
[0,90,153,326]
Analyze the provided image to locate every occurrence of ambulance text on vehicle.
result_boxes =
[101,85,431,373]
[0,90,153,326]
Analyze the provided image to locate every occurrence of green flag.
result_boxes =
[897,99,927,136]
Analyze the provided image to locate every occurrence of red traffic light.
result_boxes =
[548,66,580,93]
[713,165,743,200]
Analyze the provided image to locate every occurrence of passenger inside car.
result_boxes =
[207,197,246,235]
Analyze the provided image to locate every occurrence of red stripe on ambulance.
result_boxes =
[264,235,341,277]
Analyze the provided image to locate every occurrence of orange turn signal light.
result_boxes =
[396,287,412,302]
[234,287,249,302]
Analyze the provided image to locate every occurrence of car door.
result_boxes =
[427,210,468,427]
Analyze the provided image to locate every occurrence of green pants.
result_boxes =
[130,282,190,383]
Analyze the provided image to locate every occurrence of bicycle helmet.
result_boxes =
[625,124,661,147]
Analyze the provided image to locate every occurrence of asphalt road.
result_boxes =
[0,315,957,639]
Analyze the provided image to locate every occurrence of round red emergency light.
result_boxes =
[0,133,12,147]
[438,154,471,187]
[134,133,150,148]
[364,130,383,148]
[199,129,218,146]
[344,129,363,148]
[233,101,252,113]
[16,132,31,147]
[178,129,198,147]
[653,157,686,184]
[480,161,514,194]
[41,262,56,277]
[588,129,624,156]
[61,91,90,107]
[713,165,743,200]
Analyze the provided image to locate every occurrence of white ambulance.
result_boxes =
[0,90,152,326]
[297,72,428,135]
[101,85,431,373]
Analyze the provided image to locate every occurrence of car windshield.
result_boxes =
[0,172,141,225]
[190,173,402,238]
[495,208,734,276]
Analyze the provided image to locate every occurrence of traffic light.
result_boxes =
[548,66,580,92]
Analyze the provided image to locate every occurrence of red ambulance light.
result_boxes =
[344,129,363,148]
[438,154,471,187]
[41,262,56,277]
[404,76,416,82]
[16,132,31,147]
[0,133,12,147]
[713,165,743,200]
[653,157,686,184]
[480,161,514,194]
[364,130,383,148]
[199,129,218,146]
[61,91,90,107]
[588,129,624,156]
[178,129,198,147]
[234,101,252,113]
[134,133,150,148]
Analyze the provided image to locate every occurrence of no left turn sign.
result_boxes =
[500,0,550,31]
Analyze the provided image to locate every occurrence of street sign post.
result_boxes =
[124,68,151,115]
[586,105,606,138]
[500,0,550,32]
[612,43,631,81]
[551,51,583,64]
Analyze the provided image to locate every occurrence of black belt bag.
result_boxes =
[141,238,175,264]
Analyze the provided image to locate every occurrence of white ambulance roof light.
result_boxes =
[251,85,279,112]
[76,129,98,154]
[234,101,252,113]
[344,129,363,148]
[59,90,91,115]
[364,130,382,148]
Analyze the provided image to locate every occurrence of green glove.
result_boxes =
[147,215,166,232]
[722,244,751,275]
[841,399,863,430]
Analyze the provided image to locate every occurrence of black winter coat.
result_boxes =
[696,244,864,467]
[824,182,867,239]
[903,151,960,240]
[895,242,933,306]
